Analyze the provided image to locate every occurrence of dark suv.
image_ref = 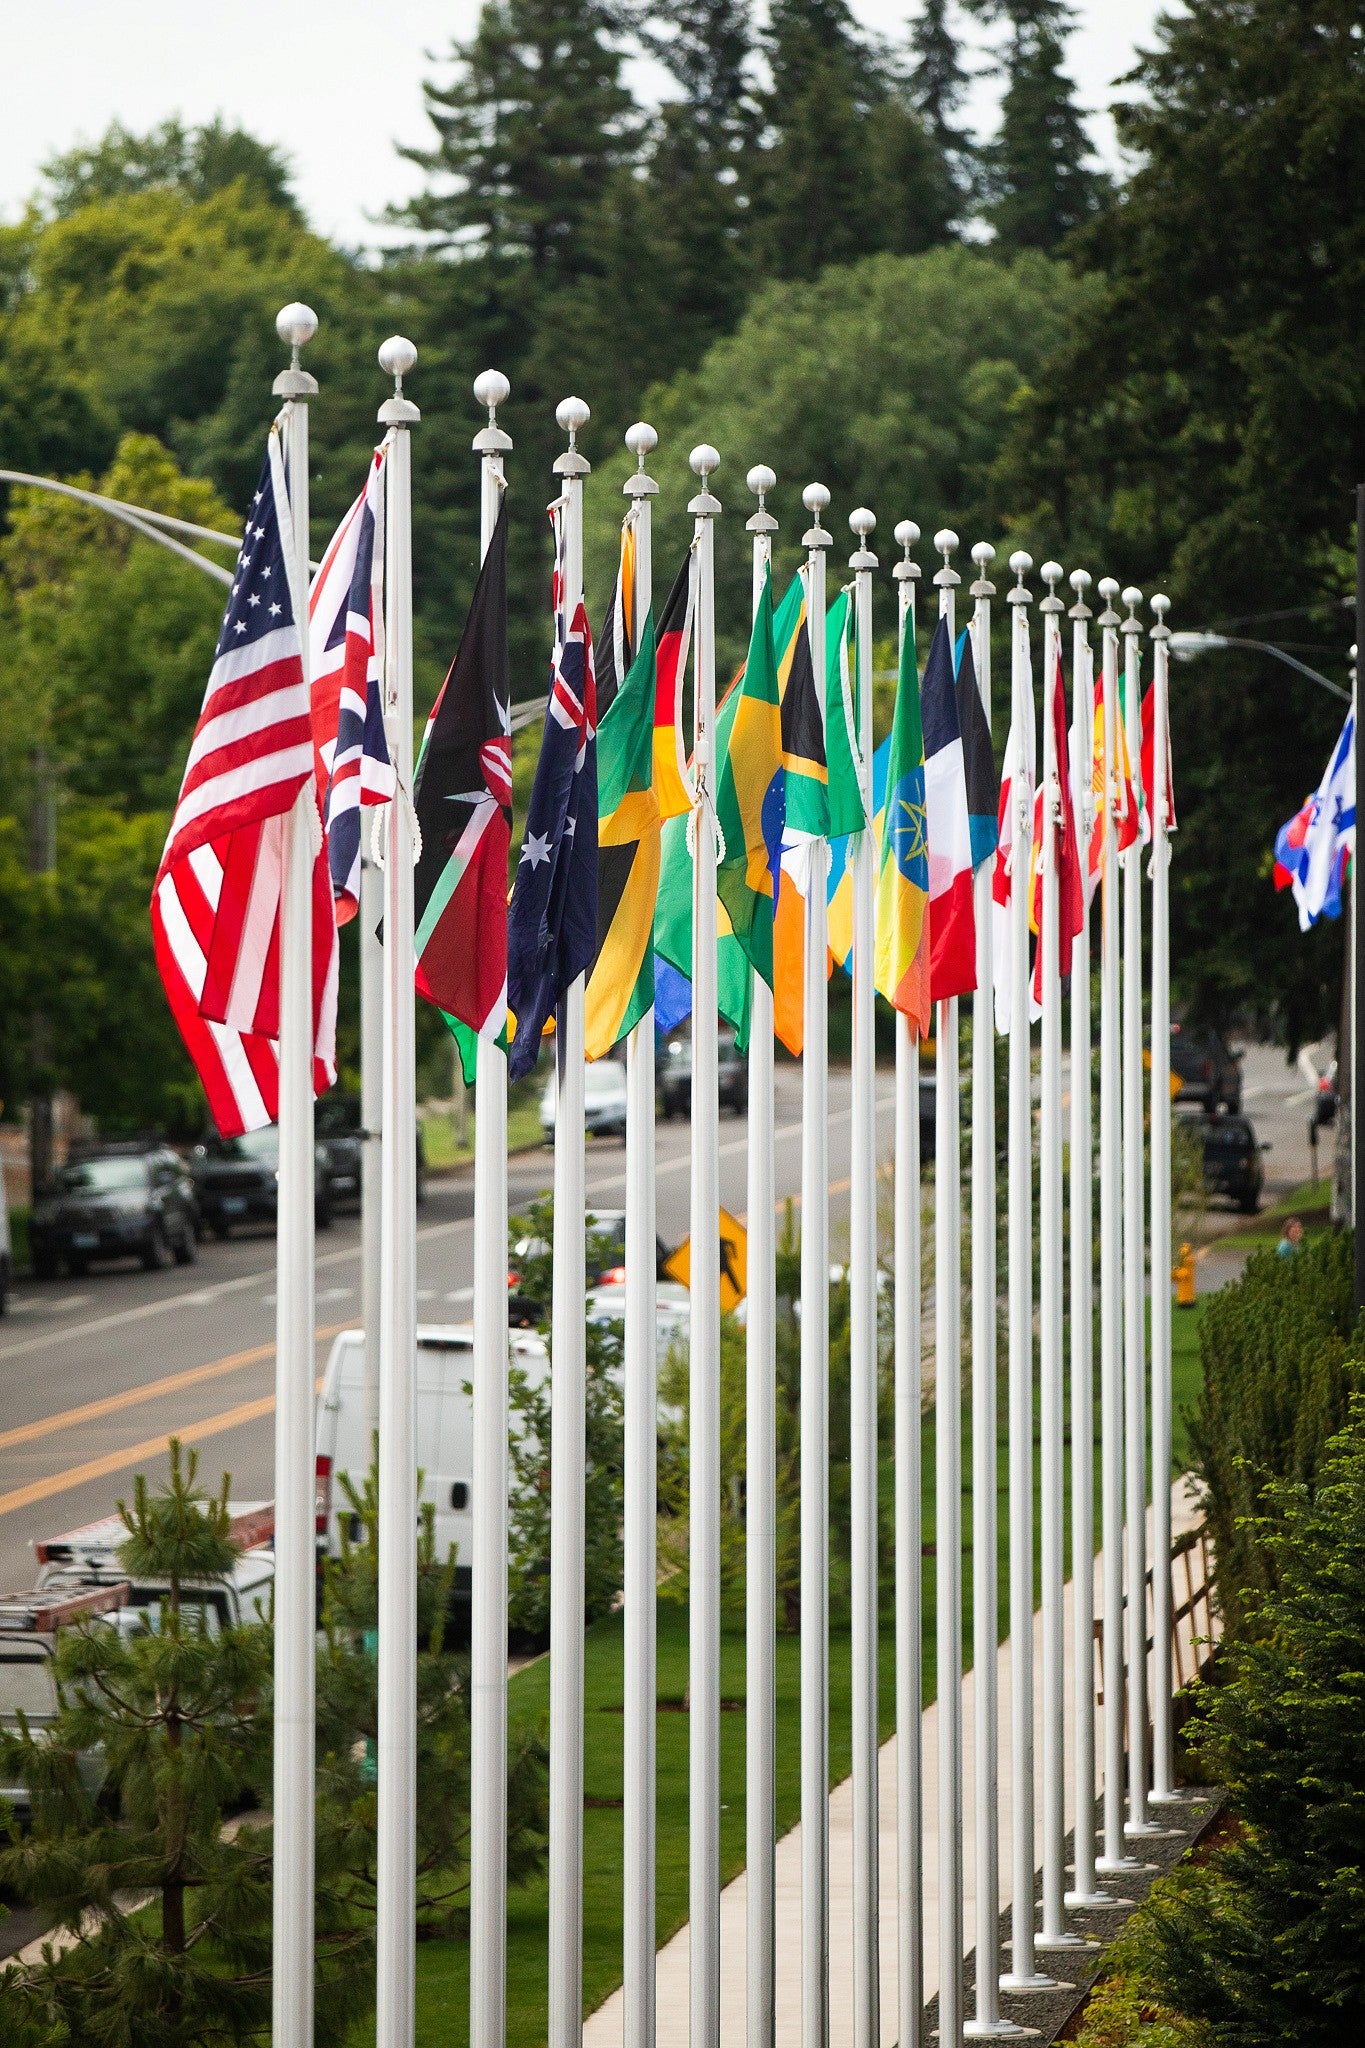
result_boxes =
[657,1026,749,1119]
[314,1093,426,1211]
[1171,1023,1242,1112]
[192,1126,333,1237]
[29,1143,198,1277]
[1199,1111,1266,1214]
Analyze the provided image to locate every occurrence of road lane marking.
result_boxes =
[0,1323,351,1457]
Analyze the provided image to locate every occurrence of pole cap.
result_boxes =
[557,395,591,438]
[276,302,318,352]
[474,368,510,416]
[626,421,658,462]
[894,519,920,551]
[747,463,777,499]
[690,443,720,480]
[802,482,831,549]
[972,540,996,569]
[377,336,419,423]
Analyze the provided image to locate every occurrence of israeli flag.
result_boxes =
[1294,709,1355,930]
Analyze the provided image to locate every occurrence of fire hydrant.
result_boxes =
[1173,1241,1197,1308]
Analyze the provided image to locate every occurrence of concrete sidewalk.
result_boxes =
[584,1478,1208,2047]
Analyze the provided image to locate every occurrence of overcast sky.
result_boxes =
[0,1,1175,249]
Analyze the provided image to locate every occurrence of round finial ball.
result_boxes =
[690,442,720,479]
[849,506,876,538]
[474,368,510,410]
[803,482,831,515]
[1041,559,1064,584]
[625,421,658,459]
[1098,576,1120,600]
[747,463,777,497]
[1151,592,1171,618]
[1122,585,1143,609]
[556,395,590,434]
[1009,549,1033,576]
[894,519,920,549]
[1070,568,1092,592]
[378,335,418,379]
[972,541,996,567]
[276,302,318,350]
[934,528,959,556]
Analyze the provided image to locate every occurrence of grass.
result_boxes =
[419,1077,545,1173]
[1210,1173,1334,1255]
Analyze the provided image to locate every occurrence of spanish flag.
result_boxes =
[585,604,660,1061]
[875,601,931,1033]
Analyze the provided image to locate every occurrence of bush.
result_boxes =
[1188,1229,1363,1630]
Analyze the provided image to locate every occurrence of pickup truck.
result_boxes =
[0,1581,130,1822]
[31,1501,277,1636]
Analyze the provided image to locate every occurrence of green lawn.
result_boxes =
[419,1078,545,1173]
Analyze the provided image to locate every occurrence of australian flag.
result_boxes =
[507,500,598,1079]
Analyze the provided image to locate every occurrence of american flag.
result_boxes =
[309,444,395,921]
[151,428,338,1137]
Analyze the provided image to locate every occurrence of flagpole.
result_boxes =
[892,518,926,2048]
[1001,550,1057,1996]
[686,441,724,2048]
[964,542,1021,2038]
[549,394,592,2048]
[270,300,319,2048]
[1094,581,1141,1881]
[1147,593,1180,1808]
[1120,588,1160,1847]
[375,332,421,2048]
[622,417,661,2048]
[1035,565,1086,1959]
[800,481,833,2048]
[470,366,512,2048]
[848,504,880,2048]
[360,853,383,1445]
[1065,572,1117,1911]
[745,461,779,2048]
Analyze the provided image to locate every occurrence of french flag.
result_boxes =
[922,616,977,1002]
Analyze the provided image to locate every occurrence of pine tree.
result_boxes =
[968,0,1106,247]
[907,0,977,208]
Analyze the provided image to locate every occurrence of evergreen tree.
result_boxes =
[906,0,977,210]
[969,0,1106,247]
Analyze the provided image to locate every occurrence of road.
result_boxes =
[0,1068,893,1593]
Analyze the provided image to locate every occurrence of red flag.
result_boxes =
[1141,682,1176,834]
[1031,649,1086,1006]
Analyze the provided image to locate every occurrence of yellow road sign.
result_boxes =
[662,1206,748,1313]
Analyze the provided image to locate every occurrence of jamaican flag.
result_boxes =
[585,606,660,1060]
[715,568,783,987]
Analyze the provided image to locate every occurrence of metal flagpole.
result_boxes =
[1035,565,1087,1960]
[848,505,880,2048]
[622,418,661,2048]
[1065,574,1117,1912]
[1094,581,1141,1882]
[932,526,967,2048]
[360,854,383,1446]
[1147,594,1180,1809]
[745,461,779,2048]
[800,480,833,2048]
[687,442,724,2048]
[1001,551,1058,1996]
[375,332,421,2048]
[470,366,512,2048]
[892,519,925,2048]
[549,394,592,2048]
[1120,589,1160,1847]
[964,543,1022,2040]
[271,300,319,2048]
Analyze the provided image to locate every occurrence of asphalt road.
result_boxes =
[0,1067,893,1594]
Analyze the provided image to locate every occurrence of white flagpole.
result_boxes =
[549,394,592,2048]
[931,525,966,2048]
[848,504,880,2048]
[360,853,383,1445]
[1148,593,1180,1809]
[470,366,512,2048]
[1001,551,1057,1996]
[688,442,724,2048]
[1120,589,1160,1847]
[1094,581,1140,1881]
[891,519,926,2048]
[1035,565,1086,1959]
[271,300,319,2048]
[964,543,1022,2040]
[1065,572,1117,1912]
[622,417,661,2048]
[375,332,421,2048]
[745,461,779,2048]
[800,480,833,2048]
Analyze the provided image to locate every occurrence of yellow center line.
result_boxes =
[0,1323,352,1456]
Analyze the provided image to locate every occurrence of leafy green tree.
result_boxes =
[39,119,300,221]
[968,0,1106,247]
[997,0,1365,1039]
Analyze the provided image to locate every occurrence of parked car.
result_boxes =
[0,1581,129,1823]
[192,1125,333,1237]
[28,1142,198,1278]
[539,1057,628,1141]
[1171,1022,1243,1112]
[314,1093,426,1211]
[507,1205,670,1325]
[657,1025,749,1119]
[0,1152,10,1313]
[1198,1110,1267,1213]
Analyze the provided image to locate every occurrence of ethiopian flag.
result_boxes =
[875,602,930,1031]
[585,607,660,1059]
[716,568,783,986]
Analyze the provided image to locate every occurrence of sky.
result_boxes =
[0,1,1175,250]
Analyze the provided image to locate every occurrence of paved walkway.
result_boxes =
[585,1479,1207,2047]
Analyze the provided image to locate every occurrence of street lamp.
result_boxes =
[1170,628,1351,703]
